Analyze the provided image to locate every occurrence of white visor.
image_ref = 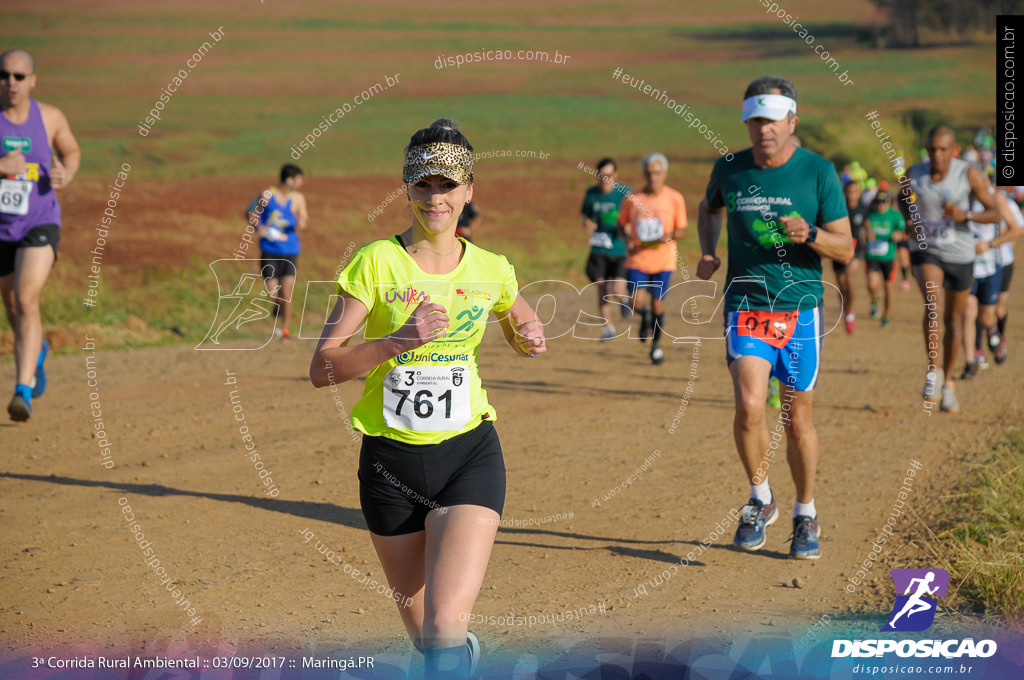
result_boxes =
[741,94,797,122]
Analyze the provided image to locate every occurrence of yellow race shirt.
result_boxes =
[337,236,519,445]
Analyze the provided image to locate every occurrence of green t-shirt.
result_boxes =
[336,236,519,445]
[705,147,847,312]
[581,184,630,256]
[863,207,905,262]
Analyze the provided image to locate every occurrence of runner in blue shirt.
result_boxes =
[249,164,308,342]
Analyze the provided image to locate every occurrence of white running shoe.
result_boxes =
[940,384,960,413]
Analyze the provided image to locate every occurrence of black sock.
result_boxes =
[652,313,665,347]
[640,307,652,332]
[998,314,1007,338]
[975,319,985,352]
[423,645,470,679]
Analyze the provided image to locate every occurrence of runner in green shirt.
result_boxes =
[864,191,906,326]
[697,75,853,560]
[581,157,630,340]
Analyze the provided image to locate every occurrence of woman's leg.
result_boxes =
[369,530,428,646]
[367,504,498,675]
[422,505,500,648]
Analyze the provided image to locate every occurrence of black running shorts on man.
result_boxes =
[0,223,60,277]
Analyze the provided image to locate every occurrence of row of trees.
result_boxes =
[872,0,1018,47]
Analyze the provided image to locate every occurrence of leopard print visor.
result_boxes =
[403,142,474,185]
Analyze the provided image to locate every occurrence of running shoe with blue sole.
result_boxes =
[733,496,778,551]
[789,514,821,559]
[32,339,49,398]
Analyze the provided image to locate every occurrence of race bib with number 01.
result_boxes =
[635,217,665,243]
[735,310,798,349]
[382,365,471,431]
[0,179,31,216]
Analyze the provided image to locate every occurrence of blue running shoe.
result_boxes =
[733,496,778,551]
[8,389,32,422]
[32,339,49,398]
[789,514,821,560]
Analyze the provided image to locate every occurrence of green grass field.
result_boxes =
[936,432,1024,625]
[2,2,997,182]
[1,0,1003,350]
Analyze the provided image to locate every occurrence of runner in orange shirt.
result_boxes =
[619,152,686,364]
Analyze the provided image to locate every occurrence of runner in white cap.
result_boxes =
[698,76,853,559]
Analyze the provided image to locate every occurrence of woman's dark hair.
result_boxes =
[280,163,303,183]
[596,157,617,173]
[407,118,474,152]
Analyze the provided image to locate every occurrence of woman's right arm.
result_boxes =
[309,294,450,387]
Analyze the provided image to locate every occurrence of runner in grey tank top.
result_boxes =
[909,156,975,264]
[900,125,1012,415]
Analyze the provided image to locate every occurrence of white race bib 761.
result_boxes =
[382,365,471,431]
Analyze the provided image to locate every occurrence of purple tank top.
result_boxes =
[0,99,61,241]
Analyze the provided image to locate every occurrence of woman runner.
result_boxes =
[310,118,546,679]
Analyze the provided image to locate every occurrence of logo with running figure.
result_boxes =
[882,568,950,632]
[196,261,281,350]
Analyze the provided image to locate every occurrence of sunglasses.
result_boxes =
[0,70,31,82]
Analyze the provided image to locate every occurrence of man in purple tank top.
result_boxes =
[0,49,81,422]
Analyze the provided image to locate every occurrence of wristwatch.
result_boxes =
[807,226,819,243]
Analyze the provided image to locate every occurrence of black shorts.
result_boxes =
[909,250,974,292]
[259,252,298,280]
[867,259,895,280]
[358,419,505,536]
[586,252,626,283]
[0,224,60,277]
[1000,262,1015,294]
[831,253,863,275]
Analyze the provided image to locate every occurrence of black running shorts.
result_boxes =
[866,259,895,280]
[1000,262,1014,294]
[358,419,506,536]
[0,224,60,277]
[585,252,626,283]
[910,250,973,292]
[259,252,298,280]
